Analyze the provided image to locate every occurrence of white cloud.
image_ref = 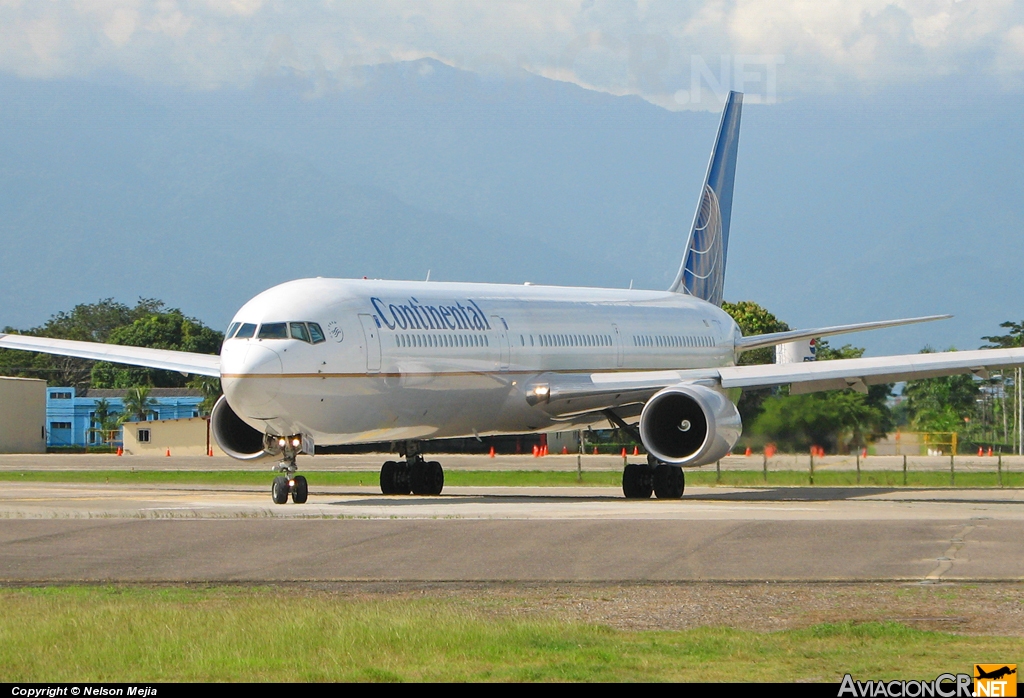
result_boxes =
[0,0,1020,106]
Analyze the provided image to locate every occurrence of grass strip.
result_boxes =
[0,586,1017,682]
[1,469,1021,488]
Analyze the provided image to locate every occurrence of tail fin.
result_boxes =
[668,91,743,306]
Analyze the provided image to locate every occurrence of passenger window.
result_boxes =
[308,323,326,344]
[258,323,288,339]
[235,323,257,339]
[290,322,310,343]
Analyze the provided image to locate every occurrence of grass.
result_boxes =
[2,469,1022,488]
[0,586,1018,682]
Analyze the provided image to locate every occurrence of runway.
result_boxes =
[2,481,1023,583]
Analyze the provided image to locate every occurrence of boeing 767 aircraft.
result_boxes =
[4,91,1024,503]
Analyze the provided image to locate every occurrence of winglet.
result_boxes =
[668,91,743,306]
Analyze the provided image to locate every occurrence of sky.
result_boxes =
[1,1,1023,354]
[3,1,1023,108]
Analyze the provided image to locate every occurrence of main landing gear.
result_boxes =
[622,456,684,499]
[270,435,309,504]
[380,443,444,495]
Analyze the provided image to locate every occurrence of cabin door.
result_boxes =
[612,323,624,367]
[491,316,510,371]
[358,314,381,373]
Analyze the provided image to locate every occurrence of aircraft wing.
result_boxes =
[0,333,221,377]
[525,347,1024,416]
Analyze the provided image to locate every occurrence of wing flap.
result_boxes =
[0,334,221,377]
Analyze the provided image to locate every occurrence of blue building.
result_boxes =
[45,387,204,448]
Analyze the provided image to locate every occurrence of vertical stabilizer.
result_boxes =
[668,91,743,305]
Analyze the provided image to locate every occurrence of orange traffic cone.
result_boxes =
[861,448,867,458]
[165,448,171,457]
[633,446,639,456]
[621,447,627,458]
[489,446,495,458]
[208,446,214,457]
[978,447,984,457]
[533,445,539,457]
[988,447,994,457]
[116,447,122,456]
[562,446,568,454]
[745,447,752,457]
[593,447,598,455]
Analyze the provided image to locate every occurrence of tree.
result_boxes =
[981,321,1024,350]
[121,386,158,423]
[89,398,122,446]
[746,339,893,453]
[0,298,218,391]
[90,309,223,389]
[721,300,790,426]
[721,300,790,366]
[187,376,222,416]
[980,321,1023,446]
[903,348,979,435]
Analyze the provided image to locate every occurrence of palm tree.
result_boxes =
[121,386,158,423]
[89,398,122,446]
[187,376,222,416]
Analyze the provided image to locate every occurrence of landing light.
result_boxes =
[292,437,301,447]
[278,437,287,447]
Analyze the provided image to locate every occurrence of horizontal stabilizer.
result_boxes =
[735,315,952,353]
[0,333,221,377]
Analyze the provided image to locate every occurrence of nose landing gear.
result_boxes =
[270,434,310,504]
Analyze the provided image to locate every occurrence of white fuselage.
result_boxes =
[220,278,741,445]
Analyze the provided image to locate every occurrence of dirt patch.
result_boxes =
[294,580,1024,635]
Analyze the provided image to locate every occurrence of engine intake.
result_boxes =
[210,395,276,461]
[639,384,741,466]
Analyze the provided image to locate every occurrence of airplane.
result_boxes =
[4,91,1024,504]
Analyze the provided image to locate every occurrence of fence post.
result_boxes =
[762,453,768,484]
[809,451,815,485]
[998,453,1003,488]
[902,454,907,486]
[950,452,955,487]
[856,452,861,485]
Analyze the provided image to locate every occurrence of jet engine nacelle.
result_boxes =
[639,383,742,466]
[210,394,279,461]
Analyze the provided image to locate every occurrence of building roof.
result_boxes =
[85,388,204,398]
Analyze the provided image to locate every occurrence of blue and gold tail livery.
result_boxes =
[669,91,743,306]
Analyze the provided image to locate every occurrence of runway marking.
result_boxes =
[923,522,975,582]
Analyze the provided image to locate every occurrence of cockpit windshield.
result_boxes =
[258,323,289,339]
[230,321,325,343]
[234,323,257,339]
[307,323,326,344]
[289,322,309,342]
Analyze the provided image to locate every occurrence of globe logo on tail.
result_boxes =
[682,184,724,306]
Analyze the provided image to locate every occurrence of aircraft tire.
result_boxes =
[410,460,444,495]
[380,461,410,495]
[271,475,290,504]
[653,465,684,499]
[622,463,653,499]
[422,461,444,495]
[292,475,308,504]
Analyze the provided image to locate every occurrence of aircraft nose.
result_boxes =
[223,344,283,410]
